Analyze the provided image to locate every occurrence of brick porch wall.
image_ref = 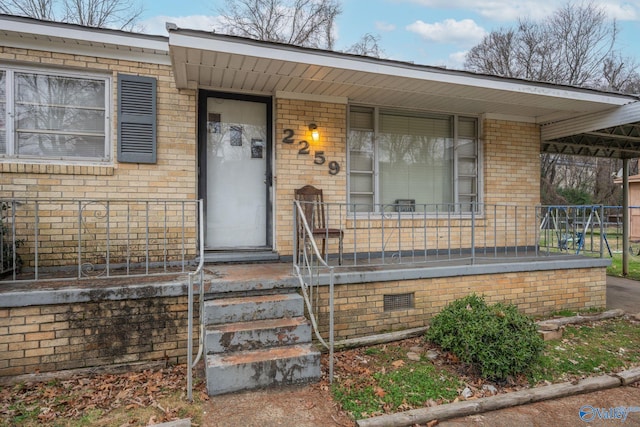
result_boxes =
[315,267,607,341]
[0,296,197,377]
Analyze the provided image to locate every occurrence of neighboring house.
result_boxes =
[2,14,640,390]
[615,174,640,241]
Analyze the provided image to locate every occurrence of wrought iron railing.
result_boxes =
[291,202,616,271]
[538,205,631,256]
[293,199,335,382]
[0,198,201,282]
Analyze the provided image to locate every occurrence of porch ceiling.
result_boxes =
[167,28,635,126]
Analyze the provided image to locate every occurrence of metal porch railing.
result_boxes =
[538,205,632,256]
[187,200,205,402]
[293,199,335,383]
[291,202,614,272]
[0,198,201,282]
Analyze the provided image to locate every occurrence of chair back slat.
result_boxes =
[294,185,325,229]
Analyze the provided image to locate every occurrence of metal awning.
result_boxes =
[541,102,640,159]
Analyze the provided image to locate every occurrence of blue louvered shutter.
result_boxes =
[117,74,157,163]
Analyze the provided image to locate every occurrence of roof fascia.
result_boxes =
[1,15,170,64]
[169,31,634,107]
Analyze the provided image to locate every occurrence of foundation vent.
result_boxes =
[384,293,415,311]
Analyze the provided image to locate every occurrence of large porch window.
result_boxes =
[348,106,480,212]
[0,67,109,161]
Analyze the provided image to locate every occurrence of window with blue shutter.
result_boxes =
[117,74,156,164]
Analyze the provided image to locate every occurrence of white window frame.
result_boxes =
[347,105,483,215]
[0,65,111,163]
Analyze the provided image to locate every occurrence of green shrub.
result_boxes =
[426,294,544,380]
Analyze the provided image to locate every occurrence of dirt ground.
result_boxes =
[201,381,640,427]
[203,382,355,427]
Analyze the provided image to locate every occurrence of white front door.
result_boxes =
[204,95,270,249]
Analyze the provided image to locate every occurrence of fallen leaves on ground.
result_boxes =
[0,364,205,426]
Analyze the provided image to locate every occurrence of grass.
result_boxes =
[332,317,640,420]
[607,253,640,280]
[531,318,640,383]
[332,343,462,419]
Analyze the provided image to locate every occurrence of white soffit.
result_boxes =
[0,15,170,65]
[168,29,636,122]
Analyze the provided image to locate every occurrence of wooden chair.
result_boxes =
[294,185,343,265]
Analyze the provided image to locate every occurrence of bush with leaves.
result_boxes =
[426,294,544,381]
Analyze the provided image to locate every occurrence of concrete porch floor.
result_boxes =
[0,252,611,304]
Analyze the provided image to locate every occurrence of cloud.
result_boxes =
[406,18,486,46]
[139,15,223,36]
[447,50,467,68]
[406,0,564,21]
[375,21,396,32]
[405,0,640,21]
[599,2,640,21]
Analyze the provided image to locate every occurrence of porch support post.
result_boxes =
[623,158,630,276]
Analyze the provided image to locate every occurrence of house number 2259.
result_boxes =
[282,129,340,175]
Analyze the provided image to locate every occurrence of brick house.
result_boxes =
[2,14,640,392]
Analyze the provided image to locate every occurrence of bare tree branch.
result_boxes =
[217,0,341,49]
[1,0,56,20]
[465,2,620,88]
[2,0,142,30]
[464,2,638,205]
[345,33,384,58]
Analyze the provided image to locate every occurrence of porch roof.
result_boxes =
[167,27,640,159]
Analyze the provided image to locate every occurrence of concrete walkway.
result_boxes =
[607,276,640,312]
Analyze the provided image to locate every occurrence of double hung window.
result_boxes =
[0,67,109,161]
[348,106,480,212]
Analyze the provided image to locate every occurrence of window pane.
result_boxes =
[458,138,476,157]
[349,129,375,209]
[350,194,374,212]
[16,105,105,133]
[379,111,454,210]
[0,70,5,154]
[458,177,476,194]
[459,117,477,138]
[459,158,477,175]
[350,173,373,192]
[16,73,105,107]
[350,107,373,129]
[14,72,106,159]
[16,133,105,158]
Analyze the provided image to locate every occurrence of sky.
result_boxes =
[139,0,640,70]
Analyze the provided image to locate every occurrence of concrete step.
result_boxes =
[206,316,312,353]
[206,344,321,395]
[204,293,304,325]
